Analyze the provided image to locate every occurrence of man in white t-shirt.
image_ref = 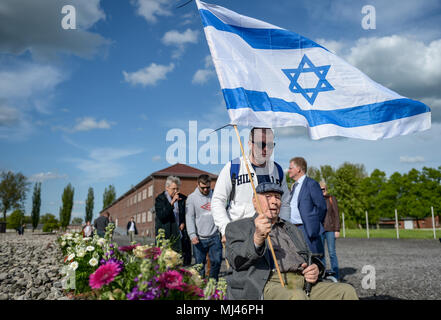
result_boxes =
[211,127,291,243]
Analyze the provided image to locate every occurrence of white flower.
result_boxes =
[89,258,98,267]
[70,261,79,271]
[67,253,75,261]
[96,238,106,247]
[61,241,66,247]
[76,249,86,258]
[83,237,91,241]
[86,246,95,252]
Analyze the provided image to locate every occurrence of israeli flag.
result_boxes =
[196,0,431,140]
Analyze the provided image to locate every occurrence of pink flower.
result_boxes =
[89,261,122,289]
[144,247,161,260]
[158,270,184,291]
[183,284,204,298]
[118,244,140,252]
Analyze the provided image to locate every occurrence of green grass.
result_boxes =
[341,228,441,239]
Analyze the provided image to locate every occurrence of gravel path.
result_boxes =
[333,238,441,300]
[1,233,440,300]
[0,232,69,300]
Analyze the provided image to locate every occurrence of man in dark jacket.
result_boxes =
[94,211,109,238]
[127,217,138,243]
[282,157,327,256]
[225,182,357,300]
[155,176,191,265]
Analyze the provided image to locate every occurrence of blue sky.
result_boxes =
[1,0,440,221]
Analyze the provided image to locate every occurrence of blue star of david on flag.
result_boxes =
[282,54,335,105]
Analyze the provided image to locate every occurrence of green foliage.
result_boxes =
[31,182,42,231]
[85,187,94,224]
[0,171,30,221]
[60,183,75,230]
[332,162,367,225]
[306,163,441,228]
[72,217,83,225]
[41,213,59,232]
[6,209,25,229]
[102,185,116,210]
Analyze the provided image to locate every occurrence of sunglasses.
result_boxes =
[199,186,211,190]
[252,140,276,149]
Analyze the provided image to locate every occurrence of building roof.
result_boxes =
[101,163,218,213]
[151,163,218,178]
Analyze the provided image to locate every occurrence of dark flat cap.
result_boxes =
[256,182,284,195]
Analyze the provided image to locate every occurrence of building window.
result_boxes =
[148,211,152,222]
[142,189,147,200]
[115,218,118,227]
[138,192,141,202]
[148,185,153,198]
[142,212,146,223]
[134,195,137,204]
[137,213,141,224]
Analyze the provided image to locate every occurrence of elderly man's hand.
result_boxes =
[301,263,319,284]
[254,213,271,247]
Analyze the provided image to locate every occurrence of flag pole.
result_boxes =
[232,125,285,287]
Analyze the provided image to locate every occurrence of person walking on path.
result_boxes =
[94,211,109,238]
[284,157,327,256]
[320,181,341,280]
[127,217,138,243]
[186,174,222,280]
[155,176,192,265]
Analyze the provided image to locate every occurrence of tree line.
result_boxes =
[286,163,441,228]
[0,170,117,232]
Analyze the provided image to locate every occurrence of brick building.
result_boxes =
[100,163,217,237]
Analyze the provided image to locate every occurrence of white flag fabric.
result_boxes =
[196,0,431,140]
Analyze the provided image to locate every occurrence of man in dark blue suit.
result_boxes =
[280,157,327,256]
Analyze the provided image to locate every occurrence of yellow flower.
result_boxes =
[162,249,182,268]
[133,245,150,259]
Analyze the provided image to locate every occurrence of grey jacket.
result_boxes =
[185,188,218,240]
[225,214,325,300]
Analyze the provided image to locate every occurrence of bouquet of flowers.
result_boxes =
[57,226,227,300]
[125,229,226,300]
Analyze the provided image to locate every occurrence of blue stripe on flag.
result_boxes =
[222,88,430,128]
[199,9,325,50]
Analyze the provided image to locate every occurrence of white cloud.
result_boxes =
[400,156,425,163]
[162,29,199,58]
[0,63,63,101]
[315,38,345,55]
[29,171,68,182]
[123,62,175,87]
[152,155,161,162]
[66,147,144,182]
[73,117,114,132]
[0,0,109,60]
[53,117,115,133]
[162,29,199,47]
[192,69,215,85]
[0,105,21,127]
[192,55,215,85]
[132,0,172,23]
[346,36,441,99]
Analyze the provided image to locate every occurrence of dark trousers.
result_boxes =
[181,230,192,266]
[193,233,223,281]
